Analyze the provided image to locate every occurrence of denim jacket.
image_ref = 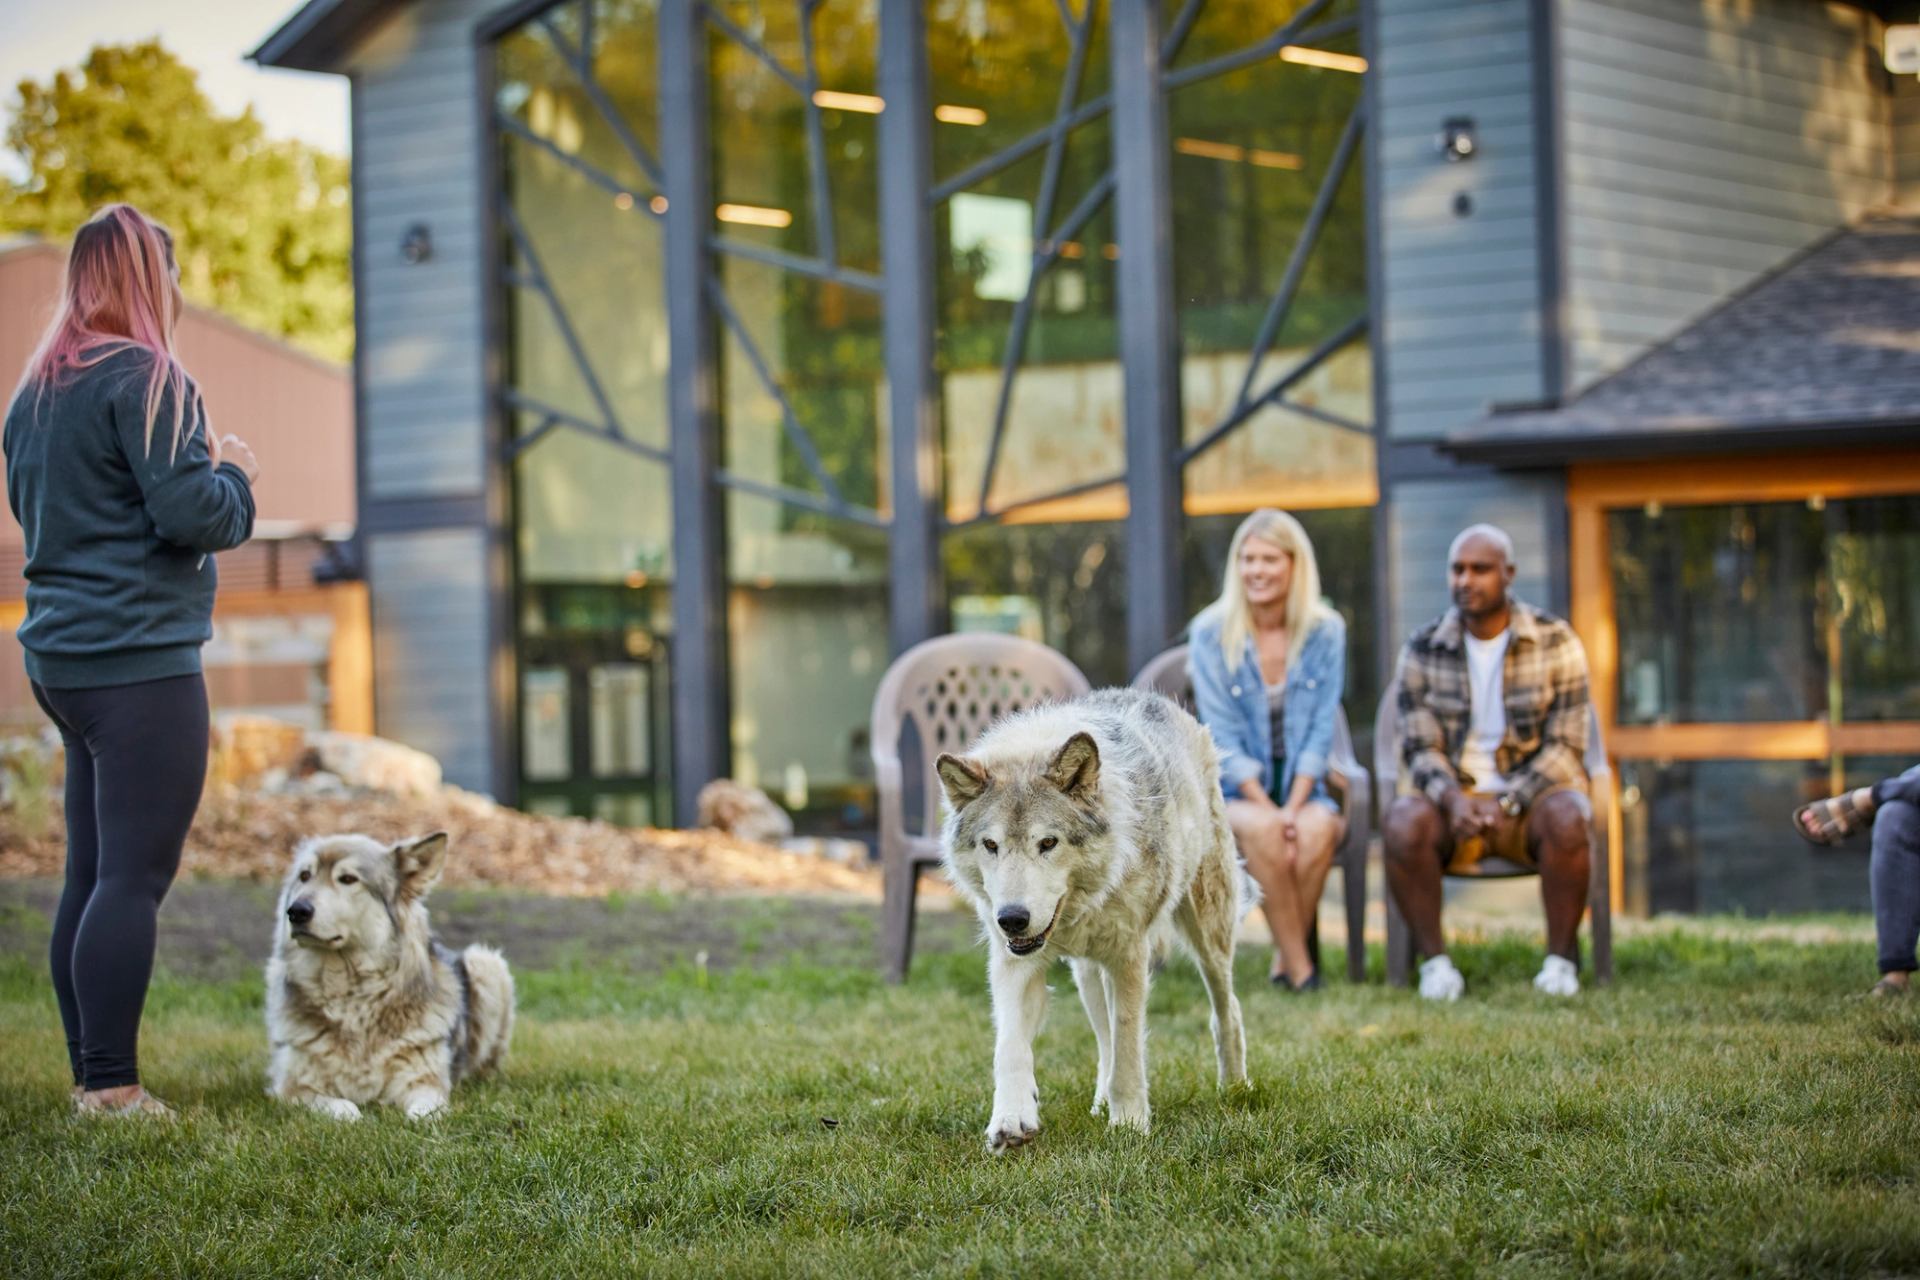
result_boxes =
[1188,605,1346,805]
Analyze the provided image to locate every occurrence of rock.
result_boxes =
[696,779,795,845]
[210,716,308,788]
[306,731,443,798]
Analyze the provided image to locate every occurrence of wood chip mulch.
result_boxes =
[0,785,890,899]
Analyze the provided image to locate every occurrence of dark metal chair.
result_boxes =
[1373,679,1614,986]
[870,633,1092,983]
[1132,643,1373,983]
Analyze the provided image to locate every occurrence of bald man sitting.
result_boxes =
[1384,524,1595,1001]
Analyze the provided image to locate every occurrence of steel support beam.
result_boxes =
[661,1,731,825]
[879,0,945,654]
[1111,0,1183,677]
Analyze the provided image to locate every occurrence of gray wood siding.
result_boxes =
[367,529,493,791]
[1558,0,1892,392]
[1386,473,1562,651]
[1376,0,1547,442]
[1897,76,1920,209]
[349,0,498,500]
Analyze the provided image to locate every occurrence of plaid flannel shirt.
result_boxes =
[1395,599,1590,812]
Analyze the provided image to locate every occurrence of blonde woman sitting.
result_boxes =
[1188,509,1347,991]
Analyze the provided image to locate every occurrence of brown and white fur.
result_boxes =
[938,687,1253,1153]
[266,832,514,1121]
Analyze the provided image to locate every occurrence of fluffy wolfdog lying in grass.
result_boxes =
[937,687,1253,1152]
[266,832,514,1121]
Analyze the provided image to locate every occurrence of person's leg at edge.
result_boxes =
[1227,799,1312,985]
[1529,790,1592,964]
[1870,797,1920,994]
[1286,800,1343,980]
[32,683,99,1097]
[53,675,208,1108]
[1871,765,1920,811]
[1383,794,1449,960]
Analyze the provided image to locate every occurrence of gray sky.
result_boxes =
[0,0,349,182]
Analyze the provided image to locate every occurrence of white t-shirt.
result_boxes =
[1459,629,1511,793]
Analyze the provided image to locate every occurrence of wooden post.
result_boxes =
[327,582,375,735]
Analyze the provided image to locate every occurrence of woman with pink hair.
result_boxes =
[4,204,259,1117]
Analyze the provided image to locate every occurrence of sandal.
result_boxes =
[74,1088,176,1119]
[1792,790,1872,847]
[1869,976,1910,998]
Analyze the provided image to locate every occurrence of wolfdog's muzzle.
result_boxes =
[1004,901,1061,957]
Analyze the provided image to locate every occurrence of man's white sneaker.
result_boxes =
[1533,954,1580,997]
[1417,954,1464,1002]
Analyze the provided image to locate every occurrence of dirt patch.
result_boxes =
[0,784,948,900]
[0,879,976,985]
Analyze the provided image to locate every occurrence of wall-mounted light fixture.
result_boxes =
[1436,116,1476,163]
[400,222,433,264]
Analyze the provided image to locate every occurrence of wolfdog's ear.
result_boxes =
[936,754,991,808]
[1044,732,1100,800]
[393,831,449,900]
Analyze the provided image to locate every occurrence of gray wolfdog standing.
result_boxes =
[266,832,514,1120]
[937,686,1253,1152]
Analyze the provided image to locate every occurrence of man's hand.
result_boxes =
[1444,790,1500,841]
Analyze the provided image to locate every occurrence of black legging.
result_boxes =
[31,674,207,1090]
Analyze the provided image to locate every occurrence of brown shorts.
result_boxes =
[1441,785,1590,874]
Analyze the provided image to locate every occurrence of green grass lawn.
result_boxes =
[1,880,1917,1278]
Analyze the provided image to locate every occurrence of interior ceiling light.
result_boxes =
[1279,46,1367,74]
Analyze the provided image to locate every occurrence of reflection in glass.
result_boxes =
[930,0,1123,684]
[522,667,572,782]
[590,664,651,776]
[708,0,882,275]
[1610,503,1827,725]
[1620,758,1867,916]
[498,1,674,823]
[945,517,1129,688]
[726,501,887,830]
[1169,0,1371,516]
[715,256,886,512]
[1832,497,1920,722]
[710,6,890,835]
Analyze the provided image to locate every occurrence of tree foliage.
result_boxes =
[0,40,352,363]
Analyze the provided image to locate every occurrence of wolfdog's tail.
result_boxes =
[460,945,516,1077]
[1206,782,1262,916]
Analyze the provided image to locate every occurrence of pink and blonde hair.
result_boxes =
[14,204,197,458]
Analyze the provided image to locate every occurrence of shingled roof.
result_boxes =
[1448,213,1920,463]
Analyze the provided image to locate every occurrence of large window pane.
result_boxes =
[1169,0,1372,516]
[945,517,1130,688]
[1832,496,1920,721]
[1610,502,1827,725]
[931,0,1123,682]
[726,496,888,832]
[1620,758,1867,916]
[711,8,889,835]
[498,0,673,824]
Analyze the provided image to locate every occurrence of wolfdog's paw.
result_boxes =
[1089,1086,1109,1118]
[1106,1095,1150,1135]
[985,1108,1041,1154]
[402,1091,449,1121]
[310,1097,362,1122]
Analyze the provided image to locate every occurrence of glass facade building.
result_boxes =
[488,0,1378,834]
[259,0,1920,920]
